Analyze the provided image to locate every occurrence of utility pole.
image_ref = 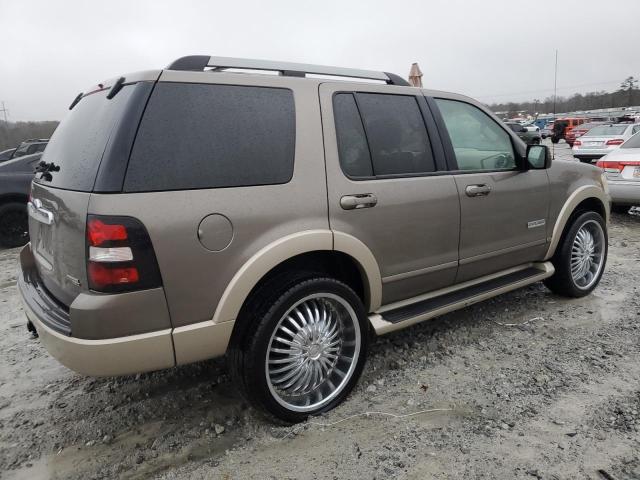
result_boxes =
[0,102,8,123]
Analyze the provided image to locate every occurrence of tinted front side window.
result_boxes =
[435,99,515,171]
[356,93,435,176]
[124,83,295,192]
[333,93,373,177]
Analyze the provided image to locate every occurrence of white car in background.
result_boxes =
[573,123,640,163]
[597,131,640,213]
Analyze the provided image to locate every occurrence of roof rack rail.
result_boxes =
[166,55,410,87]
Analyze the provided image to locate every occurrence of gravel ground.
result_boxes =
[1,193,639,479]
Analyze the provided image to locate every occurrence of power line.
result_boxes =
[473,78,627,101]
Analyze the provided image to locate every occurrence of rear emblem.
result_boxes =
[66,274,81,287]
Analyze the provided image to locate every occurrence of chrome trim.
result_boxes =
[27,200,53,225]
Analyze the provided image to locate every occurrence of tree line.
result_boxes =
[0,120,59,151]
[489,76,639,116]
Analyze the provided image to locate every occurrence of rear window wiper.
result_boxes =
[34,160,60,181]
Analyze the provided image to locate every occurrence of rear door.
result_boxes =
[320,83,460,305]
[429,96,549,282]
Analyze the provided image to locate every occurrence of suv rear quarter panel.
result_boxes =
[87,72,329,330]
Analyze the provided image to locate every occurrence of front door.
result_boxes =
[319,83,460,306]
[430,97,550,282]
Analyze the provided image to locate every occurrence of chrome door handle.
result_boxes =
[340,194,378,210]
[465,184,492,197]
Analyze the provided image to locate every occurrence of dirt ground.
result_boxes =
[1,168,639,478]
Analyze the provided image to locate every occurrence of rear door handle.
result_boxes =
[340,194,378,210]
[465,184,492,197]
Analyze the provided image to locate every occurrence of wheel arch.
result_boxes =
[545,185,609,260]
[171,230,381,365]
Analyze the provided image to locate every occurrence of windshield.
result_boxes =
[622,132,640,149]
[34,85,134,191]
[584,125,628,137]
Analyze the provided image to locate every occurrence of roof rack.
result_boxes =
[166,55,410,87]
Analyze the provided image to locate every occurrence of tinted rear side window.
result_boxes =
[356,93,435,176]
[34,86,135,191]
[124,83,295,192]
[333,93,373,177]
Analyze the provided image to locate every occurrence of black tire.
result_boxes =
[0,202,29,248]
[544,210,607,298]
[229,274,369,423]
[551,136,560,144]
[611,204,630,214]
[531,138,541,145]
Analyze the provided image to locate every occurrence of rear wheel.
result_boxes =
[551,136,560,144]
[230,275,368,423]
[544,211,607,297]
[531,138,541,145]
[0,202,29,248]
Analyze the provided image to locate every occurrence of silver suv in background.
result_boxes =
[19,56,609,422]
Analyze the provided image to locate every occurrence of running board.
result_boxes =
[369,262,554,335]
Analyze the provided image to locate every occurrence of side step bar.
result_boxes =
[369,262,554,335]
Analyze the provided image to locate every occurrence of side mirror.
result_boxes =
[526,144,552,169]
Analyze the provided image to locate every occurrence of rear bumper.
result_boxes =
[608,181,640,206]
[573,153,605,161]
[18,244,176,376]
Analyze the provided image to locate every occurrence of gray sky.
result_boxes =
[1,0,639,121]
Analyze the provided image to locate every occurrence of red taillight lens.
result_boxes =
[88,263,140,288]
[87,219,128,246]
[86,215,162,293]
[606,139,624,146]
[574,140,582,146]
[596,159,640,172]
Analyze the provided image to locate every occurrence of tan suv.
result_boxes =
[19,56,610,422]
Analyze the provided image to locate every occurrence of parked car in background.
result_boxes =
[565,122,607,147]
[551,117,587,143]
[541,121,553,139]
[597,131,640,213]
[19,56,609,422]
[573,123,640,163]
[0,148,17,162]
[506,122,541,144]
[10,139,48,159]
[0,152,41,247]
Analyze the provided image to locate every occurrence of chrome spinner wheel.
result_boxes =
[570,219,605,290]
[265,293,361,413]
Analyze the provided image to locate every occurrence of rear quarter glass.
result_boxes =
[123,82,295,192]
[33,85,136,192]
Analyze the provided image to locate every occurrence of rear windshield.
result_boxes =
[622,132,640,149]
[34,86,135,191]
[123,83,295,192]
[584,125,627,137]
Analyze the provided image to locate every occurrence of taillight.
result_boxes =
[86,215,162,293]
[606,139,624,146]
[596,159,640,173]
[574,140,582,146]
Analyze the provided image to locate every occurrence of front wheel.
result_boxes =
[544,211,607,297]
[230,276,368,423]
